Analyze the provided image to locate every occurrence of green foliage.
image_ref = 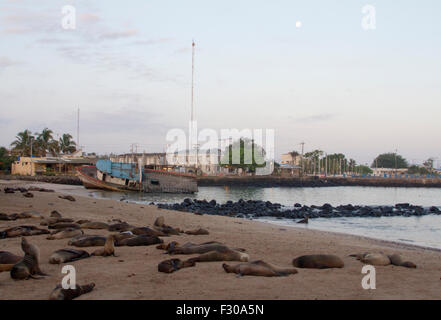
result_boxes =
[407,165,429,175]
[0,147,14,172]
[220,138,266,172]
[372,152,408,168]
[59,134,77,154]
[354,165,373,175]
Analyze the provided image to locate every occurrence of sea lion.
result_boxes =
[0,226,50,239]
[154,216,165,227]
[108,222,134,232]
[76,219,91,225]
[68,235,106,247]
[153,216,182,235]
[292,254,344,269]
[167,241,230,255]
[18,211,43,219]
[50,210,62,218]
[131,227,166,237]
[49,283,95,300]
[113,231,135,242]
[115,234,163,247]
[223,260,298,277]
[40,217,74,226]
[49,248,90,264]
[350,253,417,268]
[11,237,47,280]
[80,221,109,230]
[47,228,83,240]
[0,213,18,221]
[58,195,76,201]
[0,264,15,272]
[185,228,209,235]
[0,251,22,264]
[187,248,249,263]
[156,242,179,251]
[297,216,309,224]
[158,259,196,273]
[4,187,15,193]
[91,235,116,257]
[48,223,81,230]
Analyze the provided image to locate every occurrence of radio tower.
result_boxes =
[191,40,195,124]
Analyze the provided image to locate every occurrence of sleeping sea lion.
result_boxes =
[76,219,91,225]
[0,226,50,239]
[167,241,230,255]
[387,254,417,268]
[40,217,74,226]
[108,222,134,232]
[350,253,417,268]
[185,228,209,235]
[80,221,109,230]
[292,254,344,269]
[49,248,90,264]
[49,223,81,230]
[115,234,163,247]
[49,283,95,300]
[223,260,298,277]
[47,228,83,240]
[112,231,135,242]
[156,241,179,251]
[58,195,76,201]
[0,251,22,264]
[131,227,166,237]
[153,216,182,235]
[91,235,116,257]
[18,211,43,219]
[11,237,48,280]
[187,248,249,263]
[158,259,196,273]
[0,213,18,221]
[68,235,106,247]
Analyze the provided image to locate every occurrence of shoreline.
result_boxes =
[1,179,441,299]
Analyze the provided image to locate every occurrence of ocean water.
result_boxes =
[65,185,441,250]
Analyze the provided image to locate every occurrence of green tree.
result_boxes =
[220,138,266,173]
[59,134,77,154]
[10,129,34,156]
[35,128,59,156]
[372,152,408,168]
[354,165,373,175]
[407,165,429,175]
[0,147,14,172]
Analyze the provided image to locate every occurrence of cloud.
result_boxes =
[0,56,21,69]
[99,29,138,40]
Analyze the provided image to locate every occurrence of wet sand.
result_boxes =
[0,179,440,300]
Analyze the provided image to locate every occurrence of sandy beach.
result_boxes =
[1,179,440,300]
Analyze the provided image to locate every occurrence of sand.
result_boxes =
[1,179,440,300]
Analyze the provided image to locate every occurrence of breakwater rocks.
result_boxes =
[0,174,82,185]
[157,199,441,220]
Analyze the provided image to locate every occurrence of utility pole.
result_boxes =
[29,137,34,176]
[77,108,80,148]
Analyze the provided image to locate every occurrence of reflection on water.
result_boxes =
[83,186,441,250]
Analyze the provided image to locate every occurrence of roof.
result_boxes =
[32,157,96,164]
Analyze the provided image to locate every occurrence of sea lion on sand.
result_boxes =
[58,195,76,201]
[49,248,90,264]
[350,253,417,268]
[48,223,81,230]
[297,216,309,224]
[223,260,298,277]
[0,213,18,221]
[80,221,109,230]
[167,241,230,255]
[153,216,182,235]
[0,264,15,272]
[158,259,196,273]
[156,242,179,251]
[154,216,165,227]
[108,222,134,232]
[47,228,83,240]
[50,210,62,218]
[18,211,43,219]
[0,251,22,264]
[11,237,47,280]
[68,235,106,247]
[76,219,91,225]
[92,235,116,257]
[187,248,249,263]
[131,227,166,237]
[115,234,163,247]
[40,217,74,226]
[49,283,95,300]
[185,228,209,235]
[0,226,50,239]
[292,254,344,269]
[113,231,135,242]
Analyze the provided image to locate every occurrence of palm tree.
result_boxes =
[10,130,34,156]
[35,128,58,156]
[59,134,77,154]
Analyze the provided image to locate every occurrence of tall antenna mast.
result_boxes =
[191,40,195,123]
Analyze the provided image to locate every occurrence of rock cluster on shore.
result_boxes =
[157,199,441,220]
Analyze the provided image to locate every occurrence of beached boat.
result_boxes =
[77,160,198,193]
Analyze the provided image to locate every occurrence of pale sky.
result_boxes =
[1,0,440,166]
